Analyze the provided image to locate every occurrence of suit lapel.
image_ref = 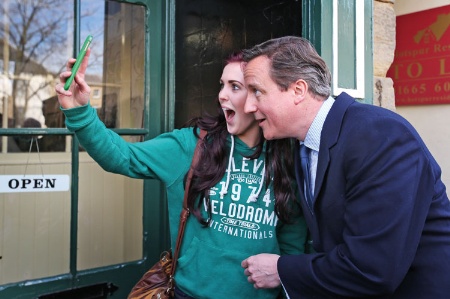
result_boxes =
[314,93,355,200]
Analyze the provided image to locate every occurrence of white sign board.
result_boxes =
[0,175,70,193]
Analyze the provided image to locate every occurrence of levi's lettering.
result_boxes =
[204,156,278,240]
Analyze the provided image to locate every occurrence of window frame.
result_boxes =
[0,0,173,297]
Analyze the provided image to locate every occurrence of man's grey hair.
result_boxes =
[243,36,332,98]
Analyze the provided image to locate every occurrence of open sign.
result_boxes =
[0,175,70,193]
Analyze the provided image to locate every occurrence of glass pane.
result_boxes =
[77,0,145,270]
[0,0,71,126]
[174,0,302,128]
[81,0,145,132]
[0,153,71,284]
[0,0,72,152]
[0,0,145,152]
[77,152,143,270]
[0,0,144,280]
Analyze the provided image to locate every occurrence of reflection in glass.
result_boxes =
[81,0,145,134]
[77,0,145,270]
[1,0,72,152]
[0,0,145,152]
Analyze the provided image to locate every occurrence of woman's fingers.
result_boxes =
[78,48,91,77]
[66,58,76,71]
[59,71,71,83]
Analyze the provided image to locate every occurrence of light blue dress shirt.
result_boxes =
[301,96,335,195]
[283,97,335,299]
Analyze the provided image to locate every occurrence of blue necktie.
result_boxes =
[300,144,314,210]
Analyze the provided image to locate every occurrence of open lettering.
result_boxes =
[8,178,56,189]
[0,175,70,193]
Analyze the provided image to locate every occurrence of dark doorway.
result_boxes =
[175,0,302,128]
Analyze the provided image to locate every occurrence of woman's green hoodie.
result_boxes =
[62,104,307,299]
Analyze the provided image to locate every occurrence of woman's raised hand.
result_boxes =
[55,48,91,109]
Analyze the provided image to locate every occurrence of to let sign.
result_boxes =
[387,5,450,105]
[0,175,70,193]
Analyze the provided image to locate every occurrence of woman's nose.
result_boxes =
[218,88,228,102]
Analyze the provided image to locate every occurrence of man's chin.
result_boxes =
[262,131,276,140]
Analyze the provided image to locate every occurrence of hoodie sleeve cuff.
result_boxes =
[60,103,97,132]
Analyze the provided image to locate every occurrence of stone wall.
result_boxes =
[373,0,396,110]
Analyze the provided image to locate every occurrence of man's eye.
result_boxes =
[254,89,262,97]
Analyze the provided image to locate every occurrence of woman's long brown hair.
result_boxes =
[184,51,299,226]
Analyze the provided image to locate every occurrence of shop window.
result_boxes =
[0,0,145,152]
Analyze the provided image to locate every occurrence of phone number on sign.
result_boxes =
[395,82,450,96]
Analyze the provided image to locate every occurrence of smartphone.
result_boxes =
[64,35,93,90]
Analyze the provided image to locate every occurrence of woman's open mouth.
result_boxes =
[223,108,235,121]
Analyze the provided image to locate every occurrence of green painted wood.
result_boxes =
[0,128,148,136]
[302,0,333,73]
[0,0,171,297]
[363,0,374,105]
[337,0,357,89]
[302,0,323,55]
[302,0,373,104]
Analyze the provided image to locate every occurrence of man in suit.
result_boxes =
[240,36,450,298]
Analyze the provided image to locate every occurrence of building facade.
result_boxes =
[0,0,447,298]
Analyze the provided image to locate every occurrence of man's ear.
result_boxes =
[292,79,308,104]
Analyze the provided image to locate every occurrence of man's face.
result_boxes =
[244,55,297,140]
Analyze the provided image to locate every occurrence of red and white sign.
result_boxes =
[387,5,450,105]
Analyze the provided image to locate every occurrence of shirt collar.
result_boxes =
[302,96,335,151]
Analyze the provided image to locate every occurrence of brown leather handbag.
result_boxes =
[128,130,206,299]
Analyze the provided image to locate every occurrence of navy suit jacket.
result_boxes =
[279,93,450,298]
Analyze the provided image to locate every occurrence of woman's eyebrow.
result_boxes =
[228,79,244,85]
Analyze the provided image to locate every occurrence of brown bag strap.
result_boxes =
[170,129,207,275]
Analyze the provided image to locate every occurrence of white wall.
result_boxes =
[393,0,450,188]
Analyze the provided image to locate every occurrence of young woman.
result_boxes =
[55,49,307,299]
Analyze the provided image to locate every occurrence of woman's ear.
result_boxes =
[292,79,308,104]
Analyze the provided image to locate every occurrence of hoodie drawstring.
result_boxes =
[220,135,234,198]
[248,162,265,203]
[220,135,266,202]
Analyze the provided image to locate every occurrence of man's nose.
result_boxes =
[244,95,256,113]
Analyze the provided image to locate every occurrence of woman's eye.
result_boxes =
[232,84,240,91]
[219,82,224,90]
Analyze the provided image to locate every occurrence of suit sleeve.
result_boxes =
[278,115,436,298]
